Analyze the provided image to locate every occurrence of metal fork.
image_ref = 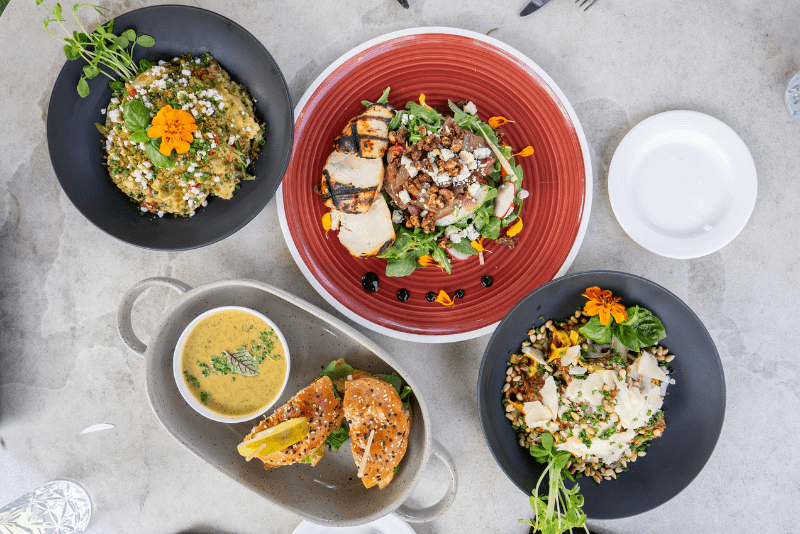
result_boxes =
[576,0,599,11]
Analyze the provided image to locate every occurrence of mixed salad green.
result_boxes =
[364,88,527,277]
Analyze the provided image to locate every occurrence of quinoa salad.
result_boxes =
[97,53,264,217]
[502,288,675,484]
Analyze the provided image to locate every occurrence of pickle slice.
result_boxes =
[237,417,309,458]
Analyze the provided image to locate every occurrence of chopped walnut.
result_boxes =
[429,184,439,194]
[450,138,464,152]
[421,212,436,233]
[497,236,516,249]
[407,214,421,228]
[437,237,448,249]
[438,188,454,204]
[406,182,420,195]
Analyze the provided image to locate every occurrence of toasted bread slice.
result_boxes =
[334,103,393,159]
[330,195,395,258]
[247,376,343,470]
[343,377,410,489]
[320,151,384,214]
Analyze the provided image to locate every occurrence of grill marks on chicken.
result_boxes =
[321,103,396,257]
[334,104,394,159]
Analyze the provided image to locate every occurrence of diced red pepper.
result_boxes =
[212,134,220,144]
[127,87,137,97]
[145,187,154,197]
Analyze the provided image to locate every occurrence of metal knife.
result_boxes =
[520,0,552,16]
[397,0,409,8]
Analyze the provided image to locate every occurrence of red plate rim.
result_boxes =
[278,27,593,343]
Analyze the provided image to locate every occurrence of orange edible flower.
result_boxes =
[147,105,198,156]
[582,286,628,325]
[418,254,440,268]
[508,400,525,412]
[506,218,523,238]
[547,329,582,362]
[488,116,514,128]
[470,236,487,252]
[434,290,455,308]
[419,93,427,107]
[321,212,332,235]
[513,146,534,157]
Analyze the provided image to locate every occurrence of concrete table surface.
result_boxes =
[1,0,797,532]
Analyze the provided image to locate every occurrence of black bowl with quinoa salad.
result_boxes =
[46,5,293,250]
[477,271,726,519]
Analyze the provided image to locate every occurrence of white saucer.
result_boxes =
[292,514,415,534]
[608,110,757,258]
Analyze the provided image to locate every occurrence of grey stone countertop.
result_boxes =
[1,0,798,532]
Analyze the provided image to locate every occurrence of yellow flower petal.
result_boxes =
[488,116,513,128]
[434,290,455,307]
[321,212,331,233]
[419,93,426,106]
[470,236,487,252]
[506,218,523,238]
[418,254,439,267]
[513,146,534,157]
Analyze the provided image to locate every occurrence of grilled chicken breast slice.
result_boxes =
[320,151,384,214]
[248,376,343,470]
[334,103,393,159]
[329,194,395,258]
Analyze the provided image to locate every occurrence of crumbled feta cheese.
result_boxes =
[181,69,191,76]
[463,101,477,115]
[518,189,530,200]
[474,147,491,159]
[398,190,412,204]
[391,210,404,224]
[467,182,481,197]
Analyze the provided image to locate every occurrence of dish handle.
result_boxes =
[117,277,192,357]
[394,439,458,523]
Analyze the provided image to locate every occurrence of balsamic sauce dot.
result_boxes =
[425,291,436,302]
[454,289,465,299]
[361,272,379,293]
[481,275,494,287]
[397,288,410,302]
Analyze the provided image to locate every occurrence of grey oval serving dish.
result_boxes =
[117,278,456,526]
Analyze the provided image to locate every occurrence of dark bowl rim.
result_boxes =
[45,4,294,251]
[476,269,727,517]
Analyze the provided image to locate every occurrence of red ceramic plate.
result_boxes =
[278,28,592,342]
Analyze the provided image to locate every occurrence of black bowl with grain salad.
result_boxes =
[97,53,264,218]
[501,307,675,484]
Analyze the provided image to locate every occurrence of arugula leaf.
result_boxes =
[325,424,351,452]
[430,245,452,274]
[377,86,391,104]
[450,239,479,256]
[480,217,502,240]
[385,254,421,277]
[227,348,259,377]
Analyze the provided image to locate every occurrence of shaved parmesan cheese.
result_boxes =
[557,429,636,464]
[564,370,607,407]
[540,376,558,418]
[560,345,581,367]
[636,352,669,383]
[613,376,664,430]
[523,401,552,429]
[521,346,547,366]
[569,365,587,375]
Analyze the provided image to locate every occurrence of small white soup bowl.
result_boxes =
[172,306,291,423]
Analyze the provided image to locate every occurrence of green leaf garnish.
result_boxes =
[325,424,350,452]
[521,433,589,534]
[318,360,354,382]
[226,348,259,377]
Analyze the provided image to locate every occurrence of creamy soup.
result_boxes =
[181,309,287,418]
